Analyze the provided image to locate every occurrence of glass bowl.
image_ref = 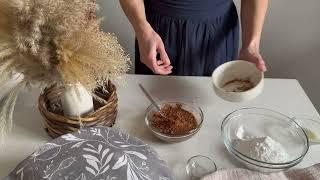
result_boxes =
[145,101,204,143]
[221,108,309,172]
[292,116,320,145]
[186,155,217,179]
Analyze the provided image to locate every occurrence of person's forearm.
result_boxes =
[241,0,268,50]
[119,0,152,36]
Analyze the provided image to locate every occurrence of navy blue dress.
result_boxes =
[135,0,239,76]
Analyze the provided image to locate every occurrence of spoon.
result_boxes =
[138,84,165,117]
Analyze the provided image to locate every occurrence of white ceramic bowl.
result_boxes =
[212,60,264,102]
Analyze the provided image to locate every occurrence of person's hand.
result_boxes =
[136,23,172,75]
[239,46,267,72]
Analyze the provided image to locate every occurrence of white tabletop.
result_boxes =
[1,74,319,179]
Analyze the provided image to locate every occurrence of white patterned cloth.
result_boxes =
[6,127,173,180]
[202,164,320,180]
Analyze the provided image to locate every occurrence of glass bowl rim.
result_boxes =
[221,107,310,166]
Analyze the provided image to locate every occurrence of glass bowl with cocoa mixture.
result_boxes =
[145,101,204,143]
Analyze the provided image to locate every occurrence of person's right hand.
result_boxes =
[136,23,173,75]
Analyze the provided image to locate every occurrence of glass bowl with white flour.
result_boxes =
[221,108,309,172]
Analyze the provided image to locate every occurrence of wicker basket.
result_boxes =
[38,82,117,138]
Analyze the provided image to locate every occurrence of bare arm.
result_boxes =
[119,0,172,75]
[240,0,268,72]
[119,0,148,34]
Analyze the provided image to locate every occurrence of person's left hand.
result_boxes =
[239,47,267,72]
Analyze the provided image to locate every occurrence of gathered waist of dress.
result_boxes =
[146,0,234,19]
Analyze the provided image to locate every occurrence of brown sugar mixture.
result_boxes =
[151,104,198,135]
[222,78,255,92]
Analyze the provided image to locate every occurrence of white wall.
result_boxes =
[98,0,320,111]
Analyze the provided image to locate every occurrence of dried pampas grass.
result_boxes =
[0,80,25,142]
[0,0,130,139]
[57,22,129,91]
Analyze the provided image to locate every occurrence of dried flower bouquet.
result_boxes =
[0,0,129,138]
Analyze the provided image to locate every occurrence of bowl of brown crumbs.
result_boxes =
[212,60,264,102]
[145,101,204,143]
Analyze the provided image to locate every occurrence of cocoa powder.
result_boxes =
[151,104,198,135]
[222,78,254,92]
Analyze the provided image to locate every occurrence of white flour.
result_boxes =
[233,136,291,163]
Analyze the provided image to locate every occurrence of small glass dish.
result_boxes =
[145,101,204,143]
[221,108,309,172]
[292,116,320,145]
[186,155,217,180]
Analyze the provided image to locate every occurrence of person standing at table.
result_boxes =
[119,0,268,76]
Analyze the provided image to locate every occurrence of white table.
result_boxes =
[1,75,319,179]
